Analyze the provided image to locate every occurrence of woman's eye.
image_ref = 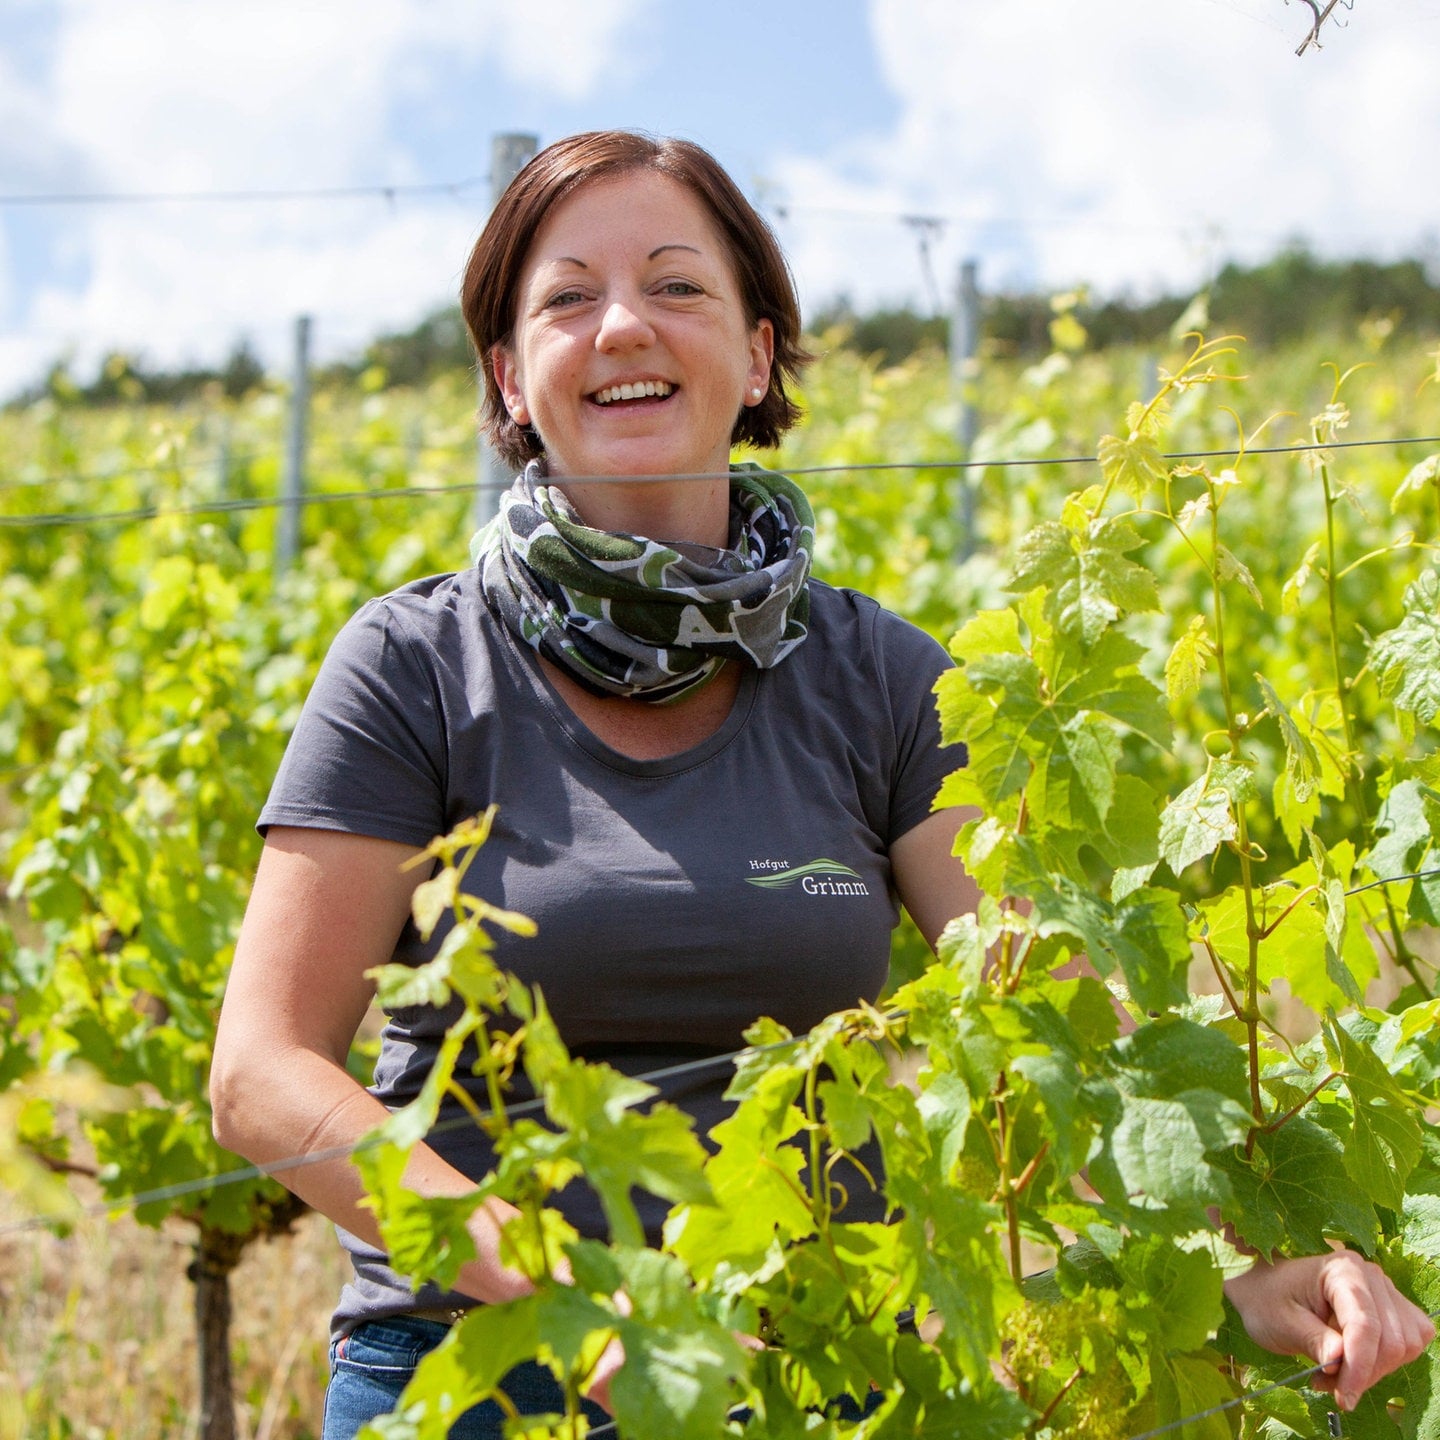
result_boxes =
[661,280,702,297]
[545,289,586,309]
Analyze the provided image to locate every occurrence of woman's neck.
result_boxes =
[552,472,732,548]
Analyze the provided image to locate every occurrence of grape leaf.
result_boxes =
[1098,431,1169,499]
[1219,1116,1378,1256]
[1029,881,1188,1013]
[1326,1019,1424,1212]
[1400,1172,1440,1261]
[1281,539,1322,616]
[1216,544,1263,606]
[1151,1352,1238,1440]
[1007,520,1071,599]
[354,1140,483,1293]
[1371,570,1440,723]
[1008,996,1088,1176]
[893,1180,1009,1385]
[664,1092,813,1281]
[915,1070,973,1180]
[1198,882,1358,1016]
[1051,626,1170,746]
[1159,774,1237,875]
[1112,1094,1240,1222]
[946,605,1027,669]
[868,1336,1033,1439]
[1392,453,1440,510]
[1111,1016,1252,1111]
[1241,1380,1325,1438]
[1009,515,1160,645]
[1047,773,1162,900]
[1027,713,1119,829]
[1111,1235,1226,1355]
[1166,614,1214,704]
[1365,778,1432,879]
[1257,673,1322,803]
[605,1248,750,1440]
[514,1001,714,1249]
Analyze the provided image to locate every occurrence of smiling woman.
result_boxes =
[207,129,1434,1440]
[462,130,810,478]
[489,168,774,536]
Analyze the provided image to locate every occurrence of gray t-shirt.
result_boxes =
[259,569,961,1333]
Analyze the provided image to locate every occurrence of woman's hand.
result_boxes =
[1225,1251,1434,1411]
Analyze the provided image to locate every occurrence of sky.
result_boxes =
[2,0,1439,398]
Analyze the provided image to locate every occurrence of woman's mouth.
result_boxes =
[591,380,675,406]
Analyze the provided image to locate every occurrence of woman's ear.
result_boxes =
[492,345,529,425]
[744,318,775,406]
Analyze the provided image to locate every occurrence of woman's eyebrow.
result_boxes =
[648,243,703,260]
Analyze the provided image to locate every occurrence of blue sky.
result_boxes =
[3,0,1439,396]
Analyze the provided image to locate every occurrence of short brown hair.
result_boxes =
[461,130,811,471]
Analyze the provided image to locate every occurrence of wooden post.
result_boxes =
[276,314,311,576]
[475,133,539,528]
[951,259,981,560]
[192,1226,245,1440]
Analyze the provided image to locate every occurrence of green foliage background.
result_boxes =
[1,320,1439,1438]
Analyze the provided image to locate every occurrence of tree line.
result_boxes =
[13,241,1440,409]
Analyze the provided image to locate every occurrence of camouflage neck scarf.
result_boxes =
[471,460,815,704]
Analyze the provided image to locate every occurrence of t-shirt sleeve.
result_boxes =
[873,609,966,842]
[257,597,449,848]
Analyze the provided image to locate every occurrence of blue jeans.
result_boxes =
[322,1315,611,1440]
[323,1314,885,1438]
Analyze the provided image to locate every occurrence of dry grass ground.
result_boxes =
[0,1198,348,1440]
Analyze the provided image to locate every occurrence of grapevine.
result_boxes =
[1,333,1438,1437]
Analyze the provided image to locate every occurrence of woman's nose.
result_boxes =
[596,298,655,351]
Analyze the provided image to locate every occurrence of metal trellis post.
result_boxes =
[275,314,311,576]
[950,258,980,560]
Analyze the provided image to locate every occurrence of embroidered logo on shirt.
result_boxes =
[745,858,870,896]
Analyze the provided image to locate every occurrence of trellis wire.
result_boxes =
[2,432,1439,531]
[3,862,1437,1239]
[0,1024,842,1239]
[3,869,1438,1435]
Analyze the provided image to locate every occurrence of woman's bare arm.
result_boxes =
[889,806,982,950]
[210,825,536,1305]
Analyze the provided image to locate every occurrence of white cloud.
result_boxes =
[7,0,1440,398]
[22,201,478,363]
[765,0,1440,311]
[47,0,651,185]
[0,0,654,395]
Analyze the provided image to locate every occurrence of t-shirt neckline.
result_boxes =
[495,621,760,777]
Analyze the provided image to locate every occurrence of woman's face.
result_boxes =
[493,170,774,481]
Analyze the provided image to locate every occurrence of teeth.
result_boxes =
[594,380,673,405]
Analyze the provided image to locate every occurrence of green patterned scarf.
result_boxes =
[471,461,815,704]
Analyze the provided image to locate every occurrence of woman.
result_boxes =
[211,131,1431,1438]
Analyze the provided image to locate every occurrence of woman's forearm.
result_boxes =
[211,1041,535,1306]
